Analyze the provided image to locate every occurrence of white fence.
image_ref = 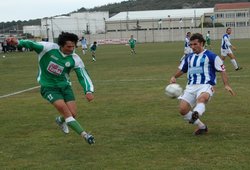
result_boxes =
[86,26,250,44]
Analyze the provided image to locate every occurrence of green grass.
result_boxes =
[0,40,250,170]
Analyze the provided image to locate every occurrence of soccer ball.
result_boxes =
[165,83,183,98]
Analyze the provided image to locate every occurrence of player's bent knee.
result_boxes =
[179,108,189,116]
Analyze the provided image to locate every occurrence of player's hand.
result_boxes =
[6,37,18,46]
[170,76,176,84]
[86,92,94,102]
[225,85,236,96]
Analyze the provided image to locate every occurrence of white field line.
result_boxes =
[0,75,249,99]
[0,86,40,99]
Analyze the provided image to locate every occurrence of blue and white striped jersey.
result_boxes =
[221,34,232,49]
[179,50,225,85]
[184,36,190,48]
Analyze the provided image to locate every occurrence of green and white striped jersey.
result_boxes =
[18,40,94,94]
[128,38,136,46]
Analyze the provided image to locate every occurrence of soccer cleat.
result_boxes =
[55,117,69,134]
[92,57,96,61]
[84,133,95,145]
[194,125,208,135]
[189,111,199,124]
[235,67,242,71]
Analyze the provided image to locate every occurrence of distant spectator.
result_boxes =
[2,39,8,53]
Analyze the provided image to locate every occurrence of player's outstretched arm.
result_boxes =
[231,45,236,51]
[170,69,184,84]
[220,71,236,96]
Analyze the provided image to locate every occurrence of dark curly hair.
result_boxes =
[190,33,206,46]
[58,32,79,47]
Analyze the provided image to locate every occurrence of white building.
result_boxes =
[23,25,42,37]
[106,8,214,31]
[24,12,109,41]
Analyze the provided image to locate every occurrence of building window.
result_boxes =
[225,13,235,18]
[226,22,235,27]
[216,13,224,18]
[236,22,246,27]
[236,12,246,18]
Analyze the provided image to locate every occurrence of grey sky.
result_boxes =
[0,0,125,22]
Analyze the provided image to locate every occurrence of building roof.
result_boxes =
[215,2,250,11]
[107,8,214,21]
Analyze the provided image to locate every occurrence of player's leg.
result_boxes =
[179,99,206,131]
[82,48,86,55]
[53,100,71,134]
[132,47,136,54]
[208,42,212,50]
[192,87,213,135]
[220,49,227,61]
[64,85,94,144]
[132,45,136,54]
[82,46,87,55]
[130,45,134,54]
[220,55,226,61]
[179,88,207,135]
[53,100,95,144]
[227,53,242,70]
[206,40,211,49]
[40,87,70,134]
[192,92,210,130]
[179,99,192,118]
[194,92,210,116]
[92,51,96,61]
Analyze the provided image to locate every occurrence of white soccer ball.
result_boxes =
[2,55,5,58]
[165,83,183,98]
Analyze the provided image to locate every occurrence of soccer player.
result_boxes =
[90,41,97,61]
[180,32,193,61]
[6,32,95,145]
[205,30,211,50]
[221,27,242,71]
[79,36,87,55]
[128,35,136,54]
[169,33,235,135]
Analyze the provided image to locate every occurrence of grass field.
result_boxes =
[0,39,250,170]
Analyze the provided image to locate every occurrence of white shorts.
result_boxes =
[82,45,87,49]
[178,84,214,108]
[221,48,233,57]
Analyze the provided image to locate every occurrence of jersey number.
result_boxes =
[47,94,54,101]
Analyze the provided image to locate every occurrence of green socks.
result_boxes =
[65,116,84,135]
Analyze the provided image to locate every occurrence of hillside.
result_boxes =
[85,0,250,16]
[1,0,249,34]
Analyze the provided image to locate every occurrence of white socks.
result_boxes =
[194,119,206,129]
[230,59,239,69]
[183,111,192,121]
[81,131,87,138]
[194,103,205,116]
[183,103,206,129]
